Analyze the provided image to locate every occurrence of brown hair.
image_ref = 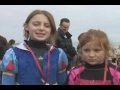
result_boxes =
[0,35,8,60]
[23,10,56,45]
[79,29,111,57]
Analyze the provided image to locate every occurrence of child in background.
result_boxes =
[68,29,120,85]
[76,33,85,66]
[8,39,15,48]
[1,10,68,85]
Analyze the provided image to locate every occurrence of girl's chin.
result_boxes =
[35,38,46,41]
[87,62,98,65]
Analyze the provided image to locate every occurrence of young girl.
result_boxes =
[68,29,120,85]
[1,10,68,85]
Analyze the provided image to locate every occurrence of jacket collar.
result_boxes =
[58,28,66,36]
[58,28,72,38]
[15,41,55,51]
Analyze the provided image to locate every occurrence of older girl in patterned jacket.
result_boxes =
[1,10,68,85]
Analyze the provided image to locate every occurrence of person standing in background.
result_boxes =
[8,39,16,48]
[75,33,85,67]
[56,18,77,73]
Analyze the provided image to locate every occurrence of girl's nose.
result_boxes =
[89,51,95,57]
[39,24,44,30]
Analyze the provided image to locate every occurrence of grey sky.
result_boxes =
[0,5,120,48]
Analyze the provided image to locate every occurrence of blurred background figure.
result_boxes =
[117,57,120,68]
[8,39,15,48]
[0,35,9,84]
[56,18,76,72]
[73,32,85,67]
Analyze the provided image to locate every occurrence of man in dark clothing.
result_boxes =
[55,18,77,71]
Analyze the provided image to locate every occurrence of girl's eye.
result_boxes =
[33,23,39,26]
[94,49,101,52]
[83,48,102,52]
[83,49,90,52]
[45,24,51,28]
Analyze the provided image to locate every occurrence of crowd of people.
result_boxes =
[0,9,120,85]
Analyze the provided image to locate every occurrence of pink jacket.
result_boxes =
[68,65,120,85]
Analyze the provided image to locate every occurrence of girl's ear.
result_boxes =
[24,24,29,32]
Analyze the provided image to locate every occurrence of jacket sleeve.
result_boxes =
[68,66,84,85]
[57,48,68,85]
[68,70,76,85]
[109,66,120,85]
[0,48,18,85]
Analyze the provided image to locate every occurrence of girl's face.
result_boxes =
[25,14,51,41]
[81,41,106,65]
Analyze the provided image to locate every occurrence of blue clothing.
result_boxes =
[1,42,68,85]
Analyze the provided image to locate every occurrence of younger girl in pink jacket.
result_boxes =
[68,29,120,85]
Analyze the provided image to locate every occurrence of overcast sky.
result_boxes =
[0,5,120,47]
